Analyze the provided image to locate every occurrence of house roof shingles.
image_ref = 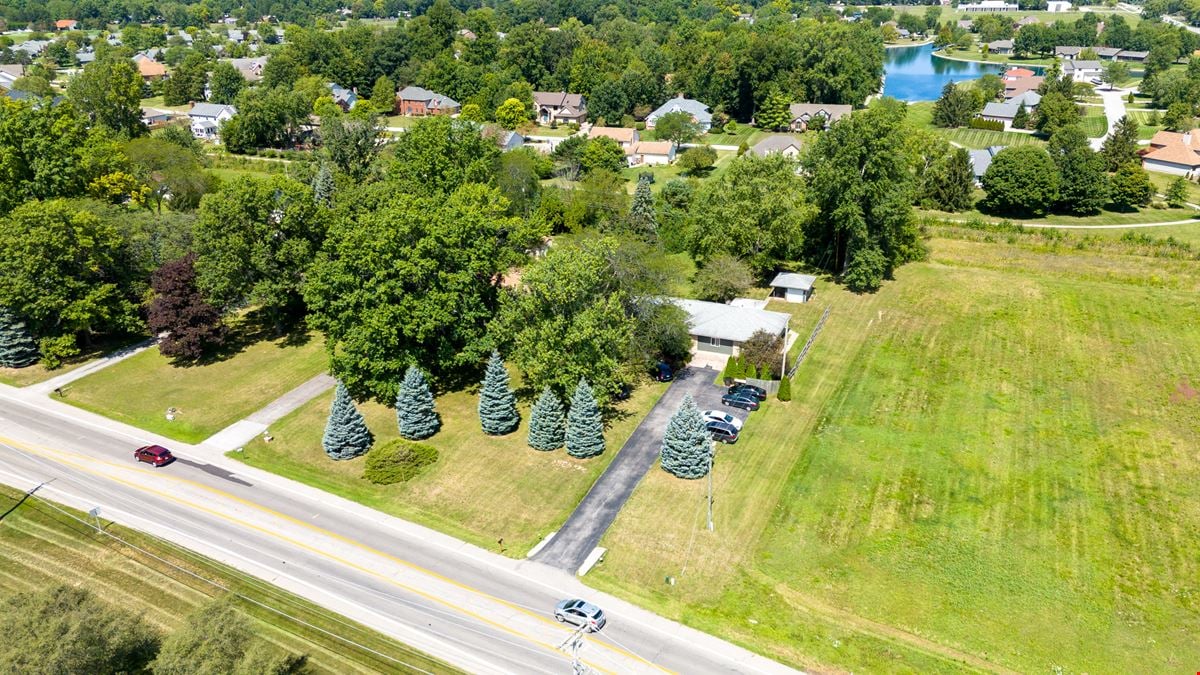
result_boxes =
[770,273,816,291]
[672,298,791,344]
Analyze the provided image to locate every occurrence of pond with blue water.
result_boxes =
[883,44,1009,102]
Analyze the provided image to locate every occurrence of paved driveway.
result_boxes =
[532,366,728,572]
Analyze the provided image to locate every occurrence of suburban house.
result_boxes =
[987,39,1014,55]
[959,0,1018,11]
[788,103,852,131]
[628,140,675,166]
[646,95,713,132]
[671,298,791,359]
[140,107,175,128]
[0,64,24,90]
[1003,72,1043,98]
[750,135,803,158]
[1116,50,1149,63]
[1055,45,1083,59]
[14,40,49,57]
[533,91,587,125]
[1063,60,1102,82]
[1096,47,1123,59]
[133,53,167,81]
[1006,90,1042,108]
[588,126,639,150]
[55,19,78,30]
[76,49,96,65]
[1141,129,1200,176]
[330,83,357,110]
[980,101,1022,129]
[225,56,268,82]
[395,85,460,116]
[1002,67,1036,81]
[769,273,817,303]
[968,145,1006,184]
[189,102,237,140]
[481,125,525,151]
[1016,16,1040,28]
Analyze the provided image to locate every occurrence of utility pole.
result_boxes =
[707,441,715,532]
[558,624,591,675]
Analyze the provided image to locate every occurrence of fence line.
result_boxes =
[787,306,831,378]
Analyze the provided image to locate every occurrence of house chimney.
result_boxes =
[1185,131,1193,146]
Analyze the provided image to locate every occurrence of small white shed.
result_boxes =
[770,272,816,303]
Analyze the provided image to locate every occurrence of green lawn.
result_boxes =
[620,150,735,191]
[908,101,1046,149]
[918,203,1199,226]
[230,379,668,556]
[61,318,328,443]
[1081,105,1108,138]
[0,488,455,674]
[587,235,1200,672]
[0,335,142,388]
[1126,109,1165,140]
[935,46,1056,67]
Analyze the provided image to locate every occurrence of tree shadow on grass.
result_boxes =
[171,309,312,368]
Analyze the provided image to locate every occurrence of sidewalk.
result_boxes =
[28,338,155,395]
[202,373,335,451]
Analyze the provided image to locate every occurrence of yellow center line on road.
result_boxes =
[0,434,672,674]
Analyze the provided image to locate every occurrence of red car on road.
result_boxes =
[134,445,175,467]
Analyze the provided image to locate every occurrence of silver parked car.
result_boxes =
[702,409,744,430]
[554,598,607,632]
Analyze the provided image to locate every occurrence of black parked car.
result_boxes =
[721,392,760,411]
[652,361,673,382]
[706,420,739,443]
[727,383,767,401]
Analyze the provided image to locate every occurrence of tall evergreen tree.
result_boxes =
[924,147,975,212]
[0,307,38,368]
[313,162,334,206]
[323,382,374,460]
[1166,176,1190,207]
[396,366,440,440]
[930,82,975,128]
[527,386,566,451]
[1049,126,1108,215]
[478,351,519,435]
[1011,102,1029,130]
[660,394,712,479]
[565,378,605,459]
[1109,162,1153,211]
[628,175,659,239]
[1100,115,1140,171]
[755,87,793,131]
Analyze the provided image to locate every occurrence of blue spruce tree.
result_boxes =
[565,378,605,459]
[660,394,712,479]
[478,351,519,435]
[396,366,440,440]
[322,382,374,460]
[527,386,565,451]
[0,308,38,368]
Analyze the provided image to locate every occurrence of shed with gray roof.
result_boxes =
[769,273,817,303]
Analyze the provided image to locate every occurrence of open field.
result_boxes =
[587,232,1200,672]
[908,102,1046,149]
[918,203,1199,226]
[1081,104,1108,137]
[231,379,668,555]
[0,487,454,674]
[1126,108,1166,140]
[61,318,328,443]
[936,46,1056,67]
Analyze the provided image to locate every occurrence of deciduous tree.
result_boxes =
[528,386,565,451]
[981,145,1059,217]
[396,366,440,440]
[693,253,753,303]
[1109,162,1153,211]
[147,254,226,361]
[660,394,711,479]
[654,109,703,144]
[478,351,519,435]
[208,60,245,104]
[580,136,626,175]
[67,56,144,137]
[323,382,374,460]
[321,114,383,180]
[1048,126,1108,215]
[739,329,784,379]
[495,97,526,129]
[565,378,605,459]
[677,145,716,175]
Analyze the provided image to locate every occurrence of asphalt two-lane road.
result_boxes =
[0,393,795,675]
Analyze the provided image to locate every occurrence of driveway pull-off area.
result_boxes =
[532,367,726,573]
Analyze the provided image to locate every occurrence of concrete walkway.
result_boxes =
[202,373,336,451]
[29,338,155,395]
[1090,87,1129,151]
[532,366,725,573]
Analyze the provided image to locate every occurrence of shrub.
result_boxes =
[968,118,1005,131]
[777,375,792,401]
[635,121,645,131]
[363,439,439,484]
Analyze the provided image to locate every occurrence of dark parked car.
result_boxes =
[727,383,767,401]
[554,598,606,632]
[706,420,739,443]
[721,392,760,411]
[133,444,174,467]
[652,361,673,382]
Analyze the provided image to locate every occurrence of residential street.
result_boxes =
[532,366,726,572]
[0,387,795,675]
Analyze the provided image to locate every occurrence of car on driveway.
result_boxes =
[721,392,760,411]
[134,444,174,467]
[652,361,673,382]
[727,383,767,401]
[554,598,606,632]
[702,409,744,430]
[706,420,739,443]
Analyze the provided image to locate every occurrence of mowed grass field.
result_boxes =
[0,488,455,674]
[61,319,328,443]
[587,234,1200,672]
[232,380,668,555]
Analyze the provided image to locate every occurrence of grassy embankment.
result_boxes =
[586,225,1200,673]
[0,487,456,674]
[61,317,328,443]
